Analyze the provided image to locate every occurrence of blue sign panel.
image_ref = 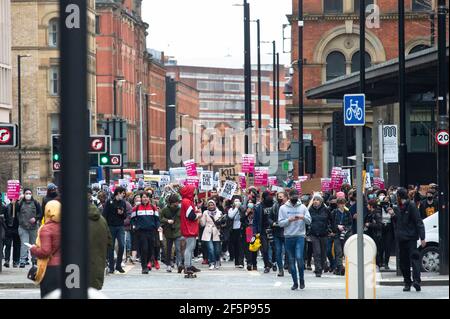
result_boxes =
[344,94,365,126]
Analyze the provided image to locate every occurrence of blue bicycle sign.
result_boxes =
[343,94,365,126]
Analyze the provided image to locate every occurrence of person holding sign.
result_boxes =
[180,185,202,277]
[200,200,223,270]
[3,199,21,268]
[278,189,311,290]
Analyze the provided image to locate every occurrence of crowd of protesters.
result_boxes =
[1,179,436,296]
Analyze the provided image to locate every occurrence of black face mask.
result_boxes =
[427,196,433,201]
[264,197,273,206]
[290,197,299,205]
[277,198,283,205]
[49,191,58,198]
[329,203,337,210]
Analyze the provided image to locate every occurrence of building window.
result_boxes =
[351,51,372,73]
[49,66,59,96]
[412,0,432,11]
[95,15,100,34]
[354,0,375,13]
[409,44,431,54]
[324,0,343,13]
[50,114,60,134]
[326,51,346,81]
[48,18,59,47]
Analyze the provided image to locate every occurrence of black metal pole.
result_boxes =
[276,52,280,152]
[298,0,304,176]
[146,94,149,170]
[105,119,110,185]
[437,0,448,276]
[272,41,276,130]
[113,80,117,116]
[244,0,251,155]
[257,19,262,165]
[399,0,407,188]
[60,0,89,299]
[120,119,124,178]
[17,55,22,185]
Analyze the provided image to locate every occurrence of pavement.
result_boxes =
[0,257,448,299]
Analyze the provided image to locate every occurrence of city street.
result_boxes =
[0,259,448,299]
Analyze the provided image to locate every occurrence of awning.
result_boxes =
[306,47,449,106]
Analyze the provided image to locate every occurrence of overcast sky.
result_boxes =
[141,0,292,68]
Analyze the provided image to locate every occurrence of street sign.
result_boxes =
[89,135,108,154]
[98,153,122,167]
[0,124,18,148]
[436,130,449,146]
[344,94,365,126]
[383,125,399,163]
[110,154,121,166]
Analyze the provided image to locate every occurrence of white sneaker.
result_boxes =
[215,264,220,270]
[166,266,172,273]
[209,264,215,270]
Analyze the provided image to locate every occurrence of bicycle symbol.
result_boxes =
[345,99,363,122]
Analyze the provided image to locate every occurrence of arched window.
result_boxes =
[351,51,372,73]
[409,44,431,54]
[48,18,59,47]
[412,0,432,12]
[326,51,346,81]
[324,0,343,14]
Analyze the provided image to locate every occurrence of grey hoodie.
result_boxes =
[278,200,311,238]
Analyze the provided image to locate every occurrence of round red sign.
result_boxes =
[0,128,12,144]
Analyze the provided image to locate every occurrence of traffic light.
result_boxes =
[98,153,121,167]
[305,145,316,175]
[51,134,62,172]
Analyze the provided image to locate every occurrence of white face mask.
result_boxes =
[25,194,32,201]
[234,200,241,207]
[379,195,385,201]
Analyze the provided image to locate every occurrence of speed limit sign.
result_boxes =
[436,130,449,146]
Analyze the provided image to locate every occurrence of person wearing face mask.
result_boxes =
[268,192,288,277]
[377,190,394,269]
[41,183,58,222]
[160,193,183,273]
[241,200,257,271]
[17,188,43,268]
[419,190,439,219]
[200,200,223,270]
[102,186,127,274]
[228,197,245,268]
[278,189,312,290]
[253,191,276,273]
[331,197,353,276]
[308,193,332,277]
[365,199,383,268]
[388,187,426,292]
[325,196,338,273]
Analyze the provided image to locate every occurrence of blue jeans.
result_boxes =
[108,226,125,271]
[326,237,336,270]
[205,241,221,265]
[285,236,305,285]
[125,230,132,252]
[273,236,285,270]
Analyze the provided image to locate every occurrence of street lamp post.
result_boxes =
[276,52,280,152]
[297,0,304,177]
[251,19,262,165]
[17,54,31,185]
[243,0,252,155]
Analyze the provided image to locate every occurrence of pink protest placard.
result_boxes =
[254,167,268,187]
[299,176,308,182]
[268,176,277,186]
[331,167,344,191]
[373,177,385,190]
[183,159,198,177]
[185,177,199,188]
[321,178,332,192]
[7,180,21,200]
[241,154,255,174]
[294,181,302,193]
[239,173,247,189]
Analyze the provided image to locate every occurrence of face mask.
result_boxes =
[427,196,433,201]
[368,194,376,200]
[234,201,241,207]
[329,203,337,210]
[49,191,57,198]
[247,203,254,209]
[379,195,385,201]
[277,198,283,204]
[290,197,299,205]
[135,201,141,206]
[25,194,32,201]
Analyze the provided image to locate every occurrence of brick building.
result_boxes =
[0,0,11,123]
[96,0,151,168]
[287,0,437,178]
[7,0,97,190]
[166,64,288,172]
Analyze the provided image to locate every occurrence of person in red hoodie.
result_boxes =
[180,185,202,274]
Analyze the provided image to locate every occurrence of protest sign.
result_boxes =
[185,177,199,188]
[220,180,238,200]
[373,177,385,190]
[321,178,332,192]
[254,167,269,187]
[200,171,214,191]
[301,178,322,194]
[294,181,302,193]
[7,180,20,200]
[159,175,170,188]
[238,173,246,190]
[242,154,255,174]
[268,176,278,186]
[183,159,198,177]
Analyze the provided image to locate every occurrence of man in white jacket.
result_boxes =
[278,189,312,290]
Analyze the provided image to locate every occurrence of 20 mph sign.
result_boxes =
[436,130,449,146]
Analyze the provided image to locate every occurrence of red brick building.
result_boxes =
[287,0,437,178]
[96,0,166,170]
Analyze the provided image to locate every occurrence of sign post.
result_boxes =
[344,93,365,299]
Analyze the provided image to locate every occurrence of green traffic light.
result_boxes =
[100,155,109,164]
[53,154,60,161]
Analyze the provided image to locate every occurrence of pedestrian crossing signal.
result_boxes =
[51,134,62,172]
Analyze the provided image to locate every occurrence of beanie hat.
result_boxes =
[312,193,323,202]
[336,192,345,199]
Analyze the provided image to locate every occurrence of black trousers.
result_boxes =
[136,229,155,270]
[40,265,61,298]
[399,239,421,285]
[260,234,272,268]
[380,223,394,265]
[230,229,244,265]
[311,235,327,273]
[3,231,21,264]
